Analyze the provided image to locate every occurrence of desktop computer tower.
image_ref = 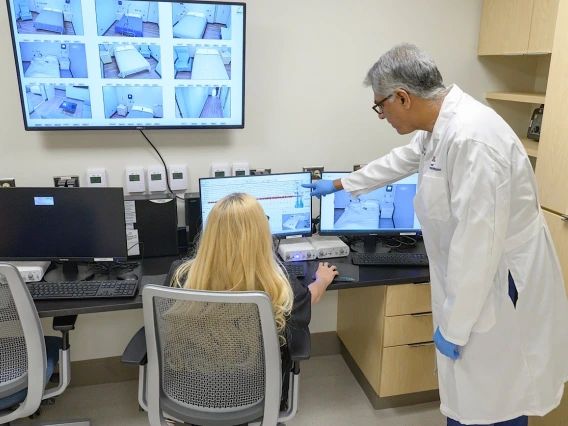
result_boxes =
[184,192,202,246]
[124,194,178,257]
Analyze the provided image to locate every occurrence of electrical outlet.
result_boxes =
[54,175,80,187]
[249,168,271,175]
[353,164,367,171]
[303,166,324,180]
[0,178,15,188]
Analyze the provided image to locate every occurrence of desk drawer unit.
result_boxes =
[379,342,438,397]
[385,283,431,316]
[383,313,433,347]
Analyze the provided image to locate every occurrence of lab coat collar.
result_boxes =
[431,84,463,141]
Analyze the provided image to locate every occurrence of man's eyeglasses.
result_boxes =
[372,95,392,115]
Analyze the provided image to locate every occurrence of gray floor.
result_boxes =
[13,355,445,426]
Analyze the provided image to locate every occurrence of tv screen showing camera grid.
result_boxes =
[7,0,245,130]
[200,173,313,237]
[320,172,421,235]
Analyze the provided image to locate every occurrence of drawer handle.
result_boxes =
[411,312,432,317]
[409,342,434,348]
[413,281,430,286]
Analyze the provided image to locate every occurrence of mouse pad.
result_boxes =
[313,263,359,282]
[140,274,168,289]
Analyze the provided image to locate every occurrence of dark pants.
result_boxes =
[447,273,522,426]
[447,416,528,426]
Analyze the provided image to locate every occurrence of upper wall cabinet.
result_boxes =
[478,0,559,55]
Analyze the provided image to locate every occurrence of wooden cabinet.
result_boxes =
[534,0,568,214]
[337,283,438,399]
[478,0,559,55]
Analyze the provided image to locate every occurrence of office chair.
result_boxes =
[0,263,89,426]
[174,52,193,73]
[122,284,307,426]
[18,3,32,21]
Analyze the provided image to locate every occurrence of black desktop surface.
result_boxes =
[34,243,430,317]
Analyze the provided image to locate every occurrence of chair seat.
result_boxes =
[0,336,62,411]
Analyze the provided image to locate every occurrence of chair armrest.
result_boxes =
[121,327,147,365]
[288,330,310,362]
[52,315,77,332]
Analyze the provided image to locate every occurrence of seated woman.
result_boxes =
[164,192,338,409]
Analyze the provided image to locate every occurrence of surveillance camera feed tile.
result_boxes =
[7,1,245,129]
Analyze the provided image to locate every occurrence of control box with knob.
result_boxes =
[277,239,317,262]
[307,235,350,259]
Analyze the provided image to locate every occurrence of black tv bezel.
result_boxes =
[199,172,314,238]
[5,0,246,131]
[318,171,423,238]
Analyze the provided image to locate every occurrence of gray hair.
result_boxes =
[364,43,446,100]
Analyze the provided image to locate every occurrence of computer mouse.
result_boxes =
[117,272,138,281]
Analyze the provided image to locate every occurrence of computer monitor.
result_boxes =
[0,187,128,281]
[199,173,313,238]
[6,0,246,130]
[320,172,421,251]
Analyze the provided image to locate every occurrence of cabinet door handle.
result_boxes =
[409,342,434,348]
[411,312,432,318]
[561,215,568,223]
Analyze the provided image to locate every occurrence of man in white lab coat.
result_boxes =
[304,43,568,425]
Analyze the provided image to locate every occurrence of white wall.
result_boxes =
[1,0,515,361]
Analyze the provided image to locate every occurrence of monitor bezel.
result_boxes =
[198,172,313,238]
[5,0,247,131]
[0,187,129,262]
[318,171,422,238]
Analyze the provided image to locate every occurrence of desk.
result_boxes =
[35,252,429,317]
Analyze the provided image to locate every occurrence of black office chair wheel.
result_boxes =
[28,406,42,419]
[41,397,56,406]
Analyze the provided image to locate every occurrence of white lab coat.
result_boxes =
[342,85,568,424]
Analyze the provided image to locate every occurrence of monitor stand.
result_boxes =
[43,262,94,283]
[363,236,378,253]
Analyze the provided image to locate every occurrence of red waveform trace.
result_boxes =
[207,194,299,204]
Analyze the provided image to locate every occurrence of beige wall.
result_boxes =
[1,0,517,361]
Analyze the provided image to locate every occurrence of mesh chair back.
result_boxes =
[143,285,282,426]
[155,297,266,410]
[0,272,28,398]
[0,264,45,415]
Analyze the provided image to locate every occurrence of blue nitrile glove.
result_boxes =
[302,180,338,199]
[434,327,459,360]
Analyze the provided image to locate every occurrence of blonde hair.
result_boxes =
[171,193,294,340]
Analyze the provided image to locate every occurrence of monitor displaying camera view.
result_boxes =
[6,0,245,130]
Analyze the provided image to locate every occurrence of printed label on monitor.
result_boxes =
[34,197,54,206]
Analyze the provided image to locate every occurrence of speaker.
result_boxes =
[184,192,202,246]
[124,194,178,257]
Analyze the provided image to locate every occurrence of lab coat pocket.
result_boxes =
[421,175,451,221]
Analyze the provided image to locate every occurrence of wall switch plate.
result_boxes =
[232,162,250,176]
[0,178,16,188]
[303,166,324,180]
[86,169,107,187]
[353,164,367,171]
[249,168,271,175]
[53,175,80,187]
[125,167,146,193]
[147,166,167,192]
[168,165,188,191]
[211,163,230,178]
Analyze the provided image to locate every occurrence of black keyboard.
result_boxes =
[281,263,305,278]
[28,280,139,300]
[351,252,429,267]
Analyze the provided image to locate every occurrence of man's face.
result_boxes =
[373,90,415,135]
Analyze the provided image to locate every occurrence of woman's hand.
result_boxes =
[309,262,338,304]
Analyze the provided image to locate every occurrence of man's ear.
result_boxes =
[396,89,411,110]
